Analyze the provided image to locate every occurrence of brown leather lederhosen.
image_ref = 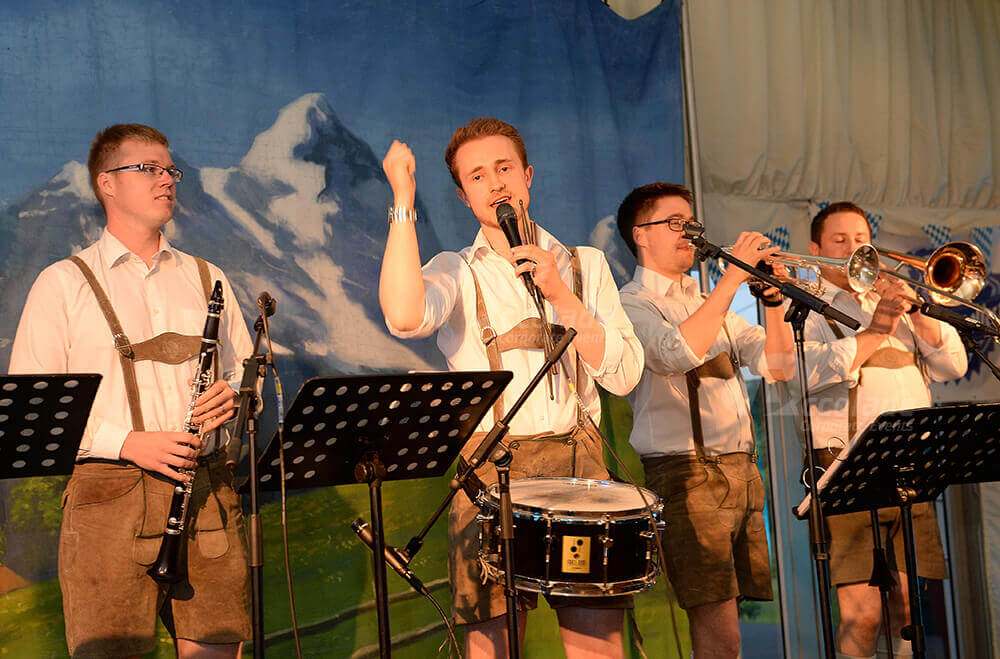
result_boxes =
[461,246,607,481]
[822,317,918,442]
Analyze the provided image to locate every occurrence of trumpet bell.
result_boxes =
[843,244,880,294]
[718,243,880,297]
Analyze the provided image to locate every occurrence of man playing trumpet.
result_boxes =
[616,182,795,658]
[798,202,967,659]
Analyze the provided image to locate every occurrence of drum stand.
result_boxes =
[689,229,860,658]
[252,370,513,658]
[797,403,1000,659]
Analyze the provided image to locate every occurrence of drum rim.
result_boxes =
[482,476,662,517]
[480,560,661,597]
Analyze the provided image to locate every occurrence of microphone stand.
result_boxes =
[357,328,577,659]
[231,308,272,659]
[956,328,1000,383]
[688,230,858,659]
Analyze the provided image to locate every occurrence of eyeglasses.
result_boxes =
[104,163,183,182]
[636,215,704,233]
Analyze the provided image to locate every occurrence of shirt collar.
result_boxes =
[632,265,699,298]
[98,228,174,268]
[469,222,570,261]
[819,276,877,306]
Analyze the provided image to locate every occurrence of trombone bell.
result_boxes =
[877,242,987,306]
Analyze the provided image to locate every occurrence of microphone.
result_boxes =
[919,302,1000,337]
[496,202,537,295]
[352,518,429,596]
[257,291,276,318]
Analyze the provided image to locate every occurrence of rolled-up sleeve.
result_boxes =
[621,294,701,377]
[385,251,463,339]
[797,314,859,393]
[580,251,643,395]
[914,321,967,382]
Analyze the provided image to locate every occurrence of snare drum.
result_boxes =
[475,477,663,596]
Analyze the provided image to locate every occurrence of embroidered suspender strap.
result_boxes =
[466,261,506,424]
[464,249,587,426]
[193,257,221,379]
[69,255,146,432]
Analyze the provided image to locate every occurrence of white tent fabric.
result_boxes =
[687,2,1000,655]
[688,0,1000,250]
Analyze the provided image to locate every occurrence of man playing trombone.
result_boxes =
[797,202,967,659]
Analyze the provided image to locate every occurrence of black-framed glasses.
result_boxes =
[104,163,183,182]
[636,216,703,233]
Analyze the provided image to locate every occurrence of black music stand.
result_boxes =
[796,402,1000,659]
[254,370,512,658]
[0,374,101,479]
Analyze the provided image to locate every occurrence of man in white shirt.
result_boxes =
[10,124,253,658]
[378,117,643,658]
[616,182,794,658]
[797,202,967,659]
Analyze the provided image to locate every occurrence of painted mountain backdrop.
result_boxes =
[0,94,448,387]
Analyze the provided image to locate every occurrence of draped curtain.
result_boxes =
[688,0,1000,249]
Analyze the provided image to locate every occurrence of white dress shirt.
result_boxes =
[386,226,643,435]
[9,229,253,460]
[620,266,780,457]
[796,278,967,450]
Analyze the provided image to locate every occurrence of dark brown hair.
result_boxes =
[616,182,694,256]
[810,201,871,244]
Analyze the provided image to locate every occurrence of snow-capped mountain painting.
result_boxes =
[0,94,447,384]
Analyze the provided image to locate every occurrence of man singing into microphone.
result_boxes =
[615,182,795,658]
[796,202,966,659]
[9,124,253,658]
[378,117,643,658]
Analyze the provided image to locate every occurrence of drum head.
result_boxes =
[487,477,660,517]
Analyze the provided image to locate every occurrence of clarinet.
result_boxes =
[148,280,224,585]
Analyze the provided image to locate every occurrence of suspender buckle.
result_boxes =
[112,332,134,359]
[480,326,497,345]
[697,455,722,464]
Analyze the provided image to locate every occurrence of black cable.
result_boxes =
[260,310,303,659]
[425,587,463,658]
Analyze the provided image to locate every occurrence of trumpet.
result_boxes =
[720,243,880,296]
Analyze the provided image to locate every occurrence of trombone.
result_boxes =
[875,241,1000,330]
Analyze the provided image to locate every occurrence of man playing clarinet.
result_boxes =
[379,117,643,658]
[9,124,253,658]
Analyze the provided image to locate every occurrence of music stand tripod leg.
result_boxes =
[868,508,895,656]
[898,501,926,659]
[356,454,392,659]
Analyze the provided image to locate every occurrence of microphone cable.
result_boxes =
[258,297,304,659]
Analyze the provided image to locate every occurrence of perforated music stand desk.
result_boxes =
[253,370,512,658]
[796,402,1000,659]
[0,374,101,480]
